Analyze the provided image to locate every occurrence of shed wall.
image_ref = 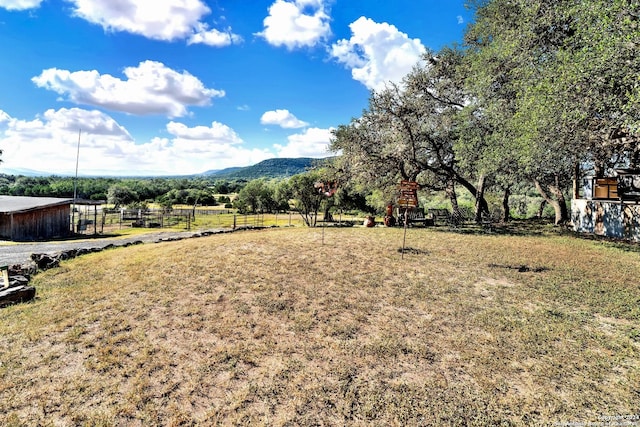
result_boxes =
[0,214,11,239]
[0,204,71,241]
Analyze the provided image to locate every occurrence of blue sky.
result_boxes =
[0,0,473,176]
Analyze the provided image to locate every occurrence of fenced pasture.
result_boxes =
[0,226,638,425]
[75,206,366,236]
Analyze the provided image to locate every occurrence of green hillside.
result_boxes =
[203,157,330,180]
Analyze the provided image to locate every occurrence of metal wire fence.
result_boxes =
[74,208,363,235]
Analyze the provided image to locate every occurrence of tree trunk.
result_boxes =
[594,160,606,178]
[537,200,547,218]
[631,146,640,169]
[311,199,321,227]
[572,161,580,200]
[451,172,489,219]
[323,202,333,222]
[534,178,569,225]
[474,174,487,223]
[502,187,511,222]
[445,180,463,225]
[549,184,569,225]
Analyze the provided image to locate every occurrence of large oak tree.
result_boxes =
[464,0,640,223]
[330,48,490,222]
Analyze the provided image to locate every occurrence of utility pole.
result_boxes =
[72,129,81,234]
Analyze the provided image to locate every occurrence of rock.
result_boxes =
[57,249,78,261]
[9,264,33,278]
[9,275,30,288]
[31,254,60,270]
[0,285,36,307]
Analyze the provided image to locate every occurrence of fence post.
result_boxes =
[233,215,236,230]
[1,265,9,289]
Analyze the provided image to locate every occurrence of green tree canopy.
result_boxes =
[464,0,640,222]
[330,48,491,222]
[288,170,331,227]
[107,184,139,209]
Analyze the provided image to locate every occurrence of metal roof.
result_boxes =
[0,196,73,214]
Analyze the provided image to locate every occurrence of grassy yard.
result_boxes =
[0,225,639,426]
[96,211,337,235]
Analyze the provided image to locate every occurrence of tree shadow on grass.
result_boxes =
[432,218,560,237]
[397,247,430,255]
[433,218,640,254]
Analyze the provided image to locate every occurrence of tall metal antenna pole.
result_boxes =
[72,129,81,234]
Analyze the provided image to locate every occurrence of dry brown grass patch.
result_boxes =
[0,227,638,425]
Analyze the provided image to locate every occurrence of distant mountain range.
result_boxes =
[0,167,54,177]
[202,157,330,180]
[1,157,331,179]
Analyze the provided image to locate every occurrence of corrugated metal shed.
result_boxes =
[0,196,73,241]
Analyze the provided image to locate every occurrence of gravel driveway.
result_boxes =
[0,229,227,267]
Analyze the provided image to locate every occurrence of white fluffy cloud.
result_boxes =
[2,0,243,45]
[0,108,131,140]
[330,17,426,91]
[167,121,243,145]
[274,127,333,158]
[260,109,309,129]
[0,0,42,10]
[41,108,133,138]
[0,108,140,175]
[0,109,274,176]
[257,0,331,50]
[165,121,272,170]
[188,24,243,47]
[65,0,241,45]
[69,0,202,41]
[32,61,225,118]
